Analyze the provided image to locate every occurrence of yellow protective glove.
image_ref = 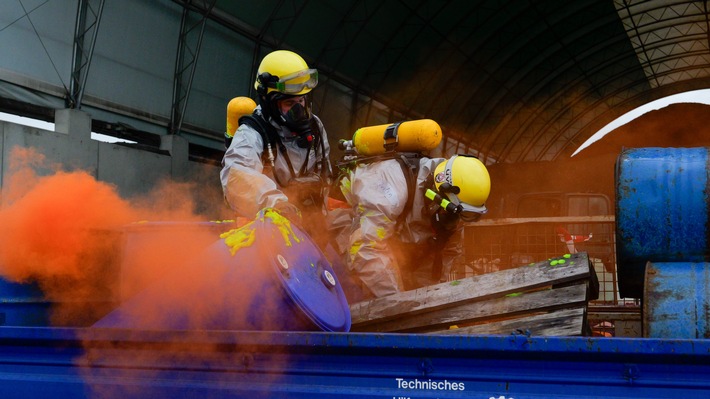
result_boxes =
[273,201,303,227]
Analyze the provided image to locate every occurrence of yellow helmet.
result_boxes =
[226,96,257,137]
[254,50,318,96]
[433,155,491,219]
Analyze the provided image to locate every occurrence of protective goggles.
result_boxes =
[441,189,487,222]
[439,155,488,222]
[425,188,486,222]
[272,69,318,94]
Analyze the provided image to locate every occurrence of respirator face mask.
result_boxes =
[280,100,314,148]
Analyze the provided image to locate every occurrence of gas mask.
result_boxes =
[280,102,314,148]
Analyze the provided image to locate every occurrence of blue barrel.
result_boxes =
[644,261,710,338]
[94,210,352,332]
[0,278,51,327]
[1,227,125,328]
[615,147,710,299]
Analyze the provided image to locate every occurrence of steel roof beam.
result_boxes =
[169,0,217,136]
[67,0,105,109]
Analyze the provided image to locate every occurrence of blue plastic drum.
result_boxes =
[94,210,351,332]
[615,147,710,299]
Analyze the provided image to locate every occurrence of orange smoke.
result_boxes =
[0,148,135,324]
[0,147,231,326]
[0,146,323,398]
[0,145,346,333]
[0,169,136,281]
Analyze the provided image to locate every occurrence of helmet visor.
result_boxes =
[458,202,487,222]
[274,69,318,94]
[442,190,487,222]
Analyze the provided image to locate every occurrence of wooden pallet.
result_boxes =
[350,252,599,336]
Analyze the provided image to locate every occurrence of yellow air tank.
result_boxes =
[226,96,257,137]
[352,119,442,156]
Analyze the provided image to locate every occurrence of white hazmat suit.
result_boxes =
[340,156,465,297]
[220,107,331,219]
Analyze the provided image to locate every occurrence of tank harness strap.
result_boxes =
[238,114,278,156]
[383,122,402,152]
[239,114,304,185]
[393,152,420,226]
[310,118,331,181]
[240,114,331,189]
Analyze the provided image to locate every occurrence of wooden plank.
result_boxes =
[468,215,615,226]
[350,252,591,327]
[587,311,642,323]
[435,307,586,336]
[353,284,588,333]
[552,255,599,301]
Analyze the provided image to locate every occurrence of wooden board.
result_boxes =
[352,284,588,333]
[436,307,587,336]
[470,215,615,226]
[350,252,592,328]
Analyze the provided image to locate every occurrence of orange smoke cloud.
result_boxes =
[0,146,332,398]
[0,148,137,282]
[0,147,233,326]
[0,148,137,324]
[0,145,348,334]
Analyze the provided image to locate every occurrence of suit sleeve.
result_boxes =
[220,123,288,218]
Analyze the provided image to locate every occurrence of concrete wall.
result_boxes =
[0,109,229,219]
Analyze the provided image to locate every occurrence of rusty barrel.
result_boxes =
[615,147,709,299]
[644,261,710,338]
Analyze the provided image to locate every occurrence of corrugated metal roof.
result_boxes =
[205,0,710,163]
[1,0,709,163]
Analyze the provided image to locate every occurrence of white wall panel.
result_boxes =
[0,0,77,91]
[183,21,255,134]
[87,0,180,120]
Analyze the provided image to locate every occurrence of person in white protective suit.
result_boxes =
[220,50,332,231]
[339,154,491,298]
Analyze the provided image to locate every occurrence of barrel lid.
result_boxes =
[256,213,351,332]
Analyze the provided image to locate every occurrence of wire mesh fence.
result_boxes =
[461,217,639,308]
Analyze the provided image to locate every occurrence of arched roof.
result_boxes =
[1,0,709,164]
[209,0,710,163]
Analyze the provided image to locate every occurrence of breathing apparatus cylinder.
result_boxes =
[350,119,442,156]
[226,96,257,137]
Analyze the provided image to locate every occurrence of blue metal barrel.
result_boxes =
[615,147,710,299]
[0,278,50,327]
[2,234,119,328]
[94,210,352,332]
[644,261,710,338]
